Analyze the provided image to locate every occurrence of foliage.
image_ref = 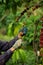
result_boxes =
[0,0,43,65]
[6,48,36,65]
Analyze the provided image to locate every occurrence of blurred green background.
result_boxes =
[0,0,43,65]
